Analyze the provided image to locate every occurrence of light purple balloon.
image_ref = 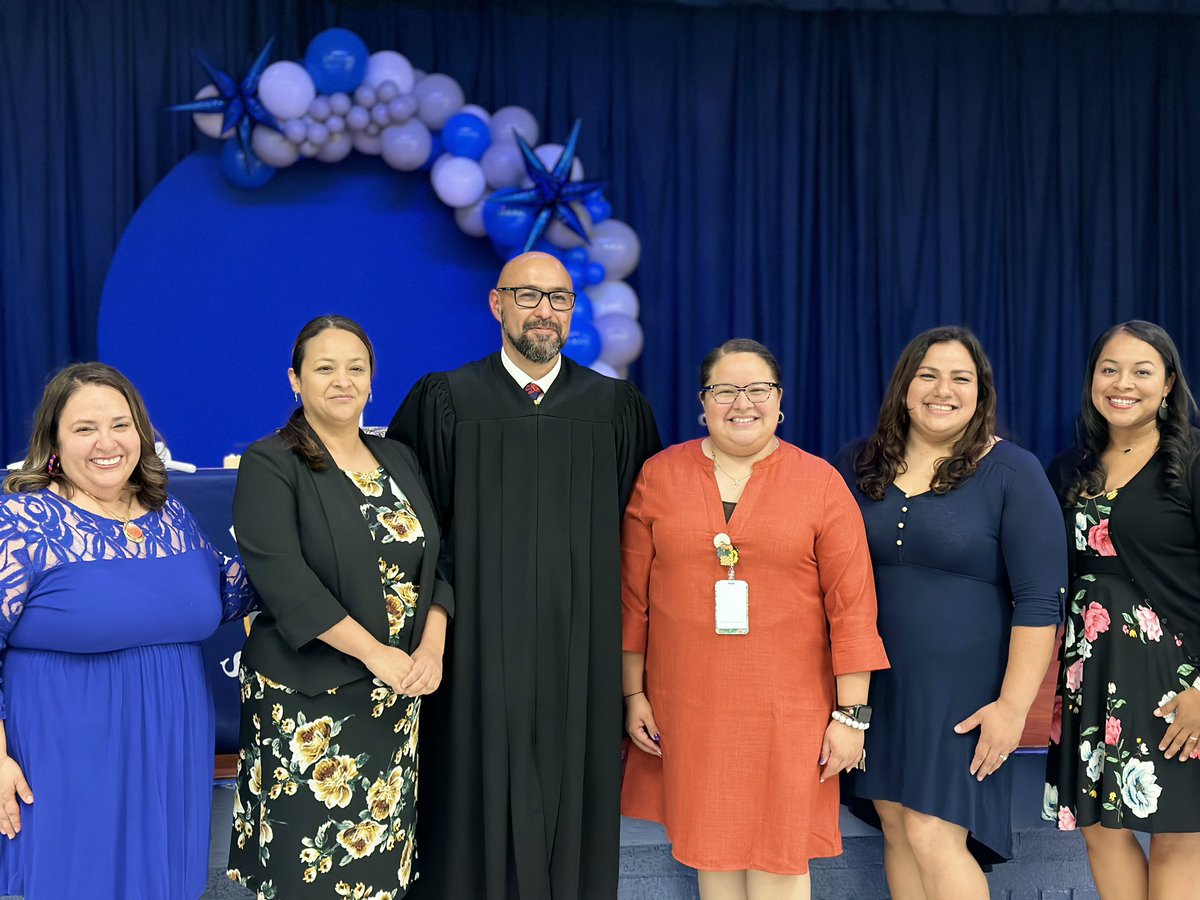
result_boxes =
[589,219,642,281]
[431,156,486,208]
[366,123,381,137]
[308,96,332,121]
[250,125,300,168]
[346,106,370,131]
[430,152,454,179]
[329,92,352,116]
[191,84,233,139]
[412,68,427,82]
[298,140,319,159]
[316,132,354,163]
[326,115,345,134]
[353,85,377,109]
[454,195,489,237]
[459,103,491,125]
[283,119,308,145]
[379,120,432,171]
[306,122,330,146]
[365,51,415,94]
[257,61,316,120]
[371,103,391,127]
[387,97,411,123]
[375,80,399,103]
[595,314,644,367]
[589,361,620,378]
[489,105,539,146]
[352,129,383,156]
[413,73,465,130]
[546,203,592,250]
[480,141,525,189]
[588,280,640,320]
[393,94,418,120]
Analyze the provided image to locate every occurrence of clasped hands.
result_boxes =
[365,643,443,698]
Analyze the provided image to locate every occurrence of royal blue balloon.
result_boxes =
[484,190,535,246]
[573,291,594,323]
[586,261,607,285]
[418,132,444,171]
[565,260,586,287]
[563,247,589,267]
[219,139,276,189]
[532,239,564,260]
[304,28,369,95]
[442,112,492,161]
[563,319,601,366]
[585,192,612,224]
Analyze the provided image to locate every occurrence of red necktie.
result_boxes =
[524,381,544,402]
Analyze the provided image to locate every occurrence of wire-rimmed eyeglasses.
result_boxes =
[498,286,577,311]
[701,382,781,404]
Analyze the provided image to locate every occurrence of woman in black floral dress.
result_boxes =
[1044,321,1200,900]
[227,316,452,900]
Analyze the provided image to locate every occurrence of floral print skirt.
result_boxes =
[227,667,421,899]
[1044,565,1200,832]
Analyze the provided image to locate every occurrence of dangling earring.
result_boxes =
[777,412,786,424]
[293,391,300,404]
[697,413,707,426]
[1159,397,1169,421]
[47,452,60,475]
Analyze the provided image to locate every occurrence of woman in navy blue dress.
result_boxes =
[1043,321,1200,900]
[0,363,256,900]
[836,327,1066,900]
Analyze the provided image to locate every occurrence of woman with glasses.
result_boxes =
[836,326,1065,900]
[621,339,889,900]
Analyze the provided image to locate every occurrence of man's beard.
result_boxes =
[504,312,565,364]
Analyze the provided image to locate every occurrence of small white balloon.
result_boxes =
[489,105,539,146]
[298,140,319,159]
[413,73,465,131]
[380,120,433,171]
[352,129,383,156]
[431,156,487,209]
[595,314,645,367]
[454,194,490,237]
[480,141,526,189]
[316,132,354,163]
[364,51,415,94]
[191,84,233,139]
[589,361,620,378]
[257,61,317,120]
[589,219,642,281]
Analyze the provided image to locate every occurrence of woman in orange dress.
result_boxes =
[621,339,890,900]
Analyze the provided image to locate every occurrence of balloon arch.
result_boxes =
[171,28,645,374]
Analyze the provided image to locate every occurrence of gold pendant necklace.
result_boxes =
[73,485,145,543]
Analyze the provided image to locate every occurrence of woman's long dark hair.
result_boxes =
[855,326,997,501]
[1064,320,1199,503]
[281,315,376,472]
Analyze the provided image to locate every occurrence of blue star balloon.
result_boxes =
[488,120,606,252]
[169,39,281,173]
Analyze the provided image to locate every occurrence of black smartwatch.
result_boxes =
[838,704,872,726]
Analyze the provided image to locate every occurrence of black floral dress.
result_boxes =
[1044,489,1200,832]
[228,467,426,899]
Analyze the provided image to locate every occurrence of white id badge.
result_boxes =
[714,579,749,634]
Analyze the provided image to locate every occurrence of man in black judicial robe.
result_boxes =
[387,251,661,900]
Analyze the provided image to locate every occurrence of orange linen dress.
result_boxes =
[620,439,889,874]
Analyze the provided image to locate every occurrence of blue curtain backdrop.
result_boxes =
[2,0,1198,463]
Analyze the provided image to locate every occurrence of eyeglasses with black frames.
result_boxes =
[498,286,577,311]
[701,382,781,404]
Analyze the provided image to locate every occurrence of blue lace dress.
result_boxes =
[0,489,257,900]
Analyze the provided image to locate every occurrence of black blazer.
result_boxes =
[233,429,453,695]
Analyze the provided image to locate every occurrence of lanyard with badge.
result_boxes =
[713,532,749,634]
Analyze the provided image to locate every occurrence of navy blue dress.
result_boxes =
[835,441,1066,863]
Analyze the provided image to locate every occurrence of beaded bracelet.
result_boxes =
[830,709,869,731]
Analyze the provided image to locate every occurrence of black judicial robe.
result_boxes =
[388,353,661,900]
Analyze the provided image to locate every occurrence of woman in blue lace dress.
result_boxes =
[0,362,257,900]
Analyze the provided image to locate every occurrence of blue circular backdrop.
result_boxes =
[100,148,501,465]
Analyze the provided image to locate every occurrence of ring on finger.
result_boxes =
[998,753,1008,762]
[1187,736,1199,742]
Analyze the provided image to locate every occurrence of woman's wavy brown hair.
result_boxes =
[4,362,168,510]
[855,326,997,501]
